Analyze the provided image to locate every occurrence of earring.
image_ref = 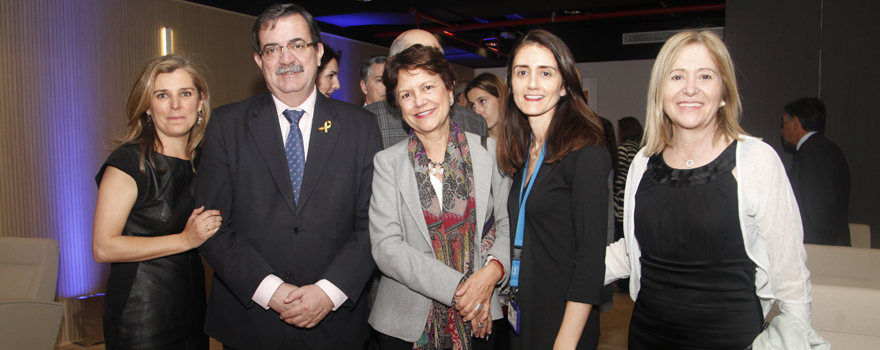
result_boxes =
[720,101,727,107]
[147,115,152,124]
[450,99,454,107]
[197,111,203,126]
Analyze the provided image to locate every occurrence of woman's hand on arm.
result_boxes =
[92,166,222,263]
[553,301,592,350]
[179,206,222,249]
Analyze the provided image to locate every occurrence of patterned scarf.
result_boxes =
[407,121,477,350]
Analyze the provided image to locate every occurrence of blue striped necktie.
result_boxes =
[282,109,305,204]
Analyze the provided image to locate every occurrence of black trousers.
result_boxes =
[376,331,495,350]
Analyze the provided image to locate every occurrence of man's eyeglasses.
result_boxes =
[260,40,318,59]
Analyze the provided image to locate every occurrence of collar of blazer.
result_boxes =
[396,133,492,248]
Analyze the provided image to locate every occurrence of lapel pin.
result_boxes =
[319,120,332,133]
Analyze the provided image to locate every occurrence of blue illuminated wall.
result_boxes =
[0,0,261,342]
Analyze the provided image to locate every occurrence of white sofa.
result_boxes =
[0,238,63,350]
[849,223,871,249]
[804,243,880,289]
[810,283,880,349]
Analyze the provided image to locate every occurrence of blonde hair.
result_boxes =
[115,54,211,173]
[642,30,747,156]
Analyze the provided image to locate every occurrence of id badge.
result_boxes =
[507,298,521,334]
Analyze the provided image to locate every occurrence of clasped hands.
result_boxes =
[269,283,334,329]
[453,262,503,338]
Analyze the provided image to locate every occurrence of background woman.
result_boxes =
[497,29,609,350]
[604,30,811,349]
[611,116,642,293]
[92,54,221,349]
[465,72,507,139]
[369,44,511,350]
[317,44,340,98]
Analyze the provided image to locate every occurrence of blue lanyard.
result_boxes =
[515,142,546,247]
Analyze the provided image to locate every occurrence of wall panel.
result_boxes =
[820,0,880,246]
[727,0,880,246]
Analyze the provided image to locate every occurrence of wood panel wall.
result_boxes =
[0,0,260,343]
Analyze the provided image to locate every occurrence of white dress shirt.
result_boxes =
[251,87,349,311]
[796,131,818,151]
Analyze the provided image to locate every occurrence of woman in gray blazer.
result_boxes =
[369,44,511,350]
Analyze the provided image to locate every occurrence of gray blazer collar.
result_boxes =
[396,133,492,247]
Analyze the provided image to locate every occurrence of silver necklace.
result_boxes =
[429,160,444,175]
[670,139,712,168]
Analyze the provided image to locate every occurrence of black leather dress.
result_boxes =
[96,143,208,350]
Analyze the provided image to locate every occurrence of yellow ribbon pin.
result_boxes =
[319,120,332,133]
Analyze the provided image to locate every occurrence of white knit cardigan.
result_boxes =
[604,135,813,323]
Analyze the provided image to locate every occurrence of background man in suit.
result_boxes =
[195,3,382,349]
[782,97,851,246]
[359,55,387,106]
[365,29,488,149]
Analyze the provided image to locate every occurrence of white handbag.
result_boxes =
[751,311,831,350]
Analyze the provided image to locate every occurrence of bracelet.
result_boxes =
[484,254,505,280]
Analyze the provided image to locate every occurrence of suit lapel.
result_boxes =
[398,150,433,245]
[469,134,490,241]
[296,95,340,215]
[400,135,492,249]
[247,93,297,214]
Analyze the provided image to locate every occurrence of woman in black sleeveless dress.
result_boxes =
[604,31,812,349]
[92,55,222,350]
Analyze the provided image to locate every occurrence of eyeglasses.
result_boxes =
[260,40,318,59]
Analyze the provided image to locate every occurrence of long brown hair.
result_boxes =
[496,29,604,175]
[114,54,211,173]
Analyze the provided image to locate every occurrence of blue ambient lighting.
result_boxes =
[43,1,105,298]
[316,13,416,27]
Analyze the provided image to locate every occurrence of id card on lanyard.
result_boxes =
[508,142,545,334]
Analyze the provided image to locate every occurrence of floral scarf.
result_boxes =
[407,121,477,350]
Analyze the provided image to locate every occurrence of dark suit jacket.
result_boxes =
[364,100,488,149]
[195,92,383,349]
[788,133,851,246]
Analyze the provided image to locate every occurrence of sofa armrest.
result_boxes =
[0,299,64,350]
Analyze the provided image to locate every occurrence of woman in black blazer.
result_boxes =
[496,29,609,350]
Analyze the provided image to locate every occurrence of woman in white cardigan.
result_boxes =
[604,30,811,349]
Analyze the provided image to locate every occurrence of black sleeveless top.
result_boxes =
[629,142,764,350]
[96,143,207,350]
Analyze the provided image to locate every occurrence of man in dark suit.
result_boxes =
[781,97,851,246]
[195,4,382,349]
[364,29,487,149]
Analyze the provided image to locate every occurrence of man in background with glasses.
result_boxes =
[195,3,382,349]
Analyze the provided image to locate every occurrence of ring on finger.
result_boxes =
[478,322,484,328]
[474,302,483,312]
[206,224,210,230]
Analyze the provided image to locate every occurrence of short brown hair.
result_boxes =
[252,3,322,53]
[382,44,455,109]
